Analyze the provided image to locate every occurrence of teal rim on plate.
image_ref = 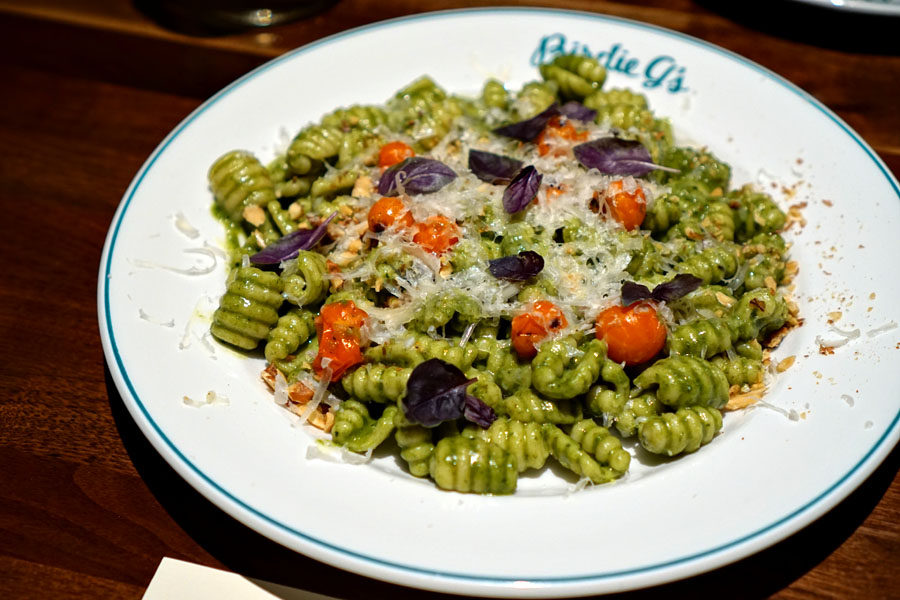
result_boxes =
[98,7,900,596]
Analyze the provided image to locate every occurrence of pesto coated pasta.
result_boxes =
[206,56,799,495]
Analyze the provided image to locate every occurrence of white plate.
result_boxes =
[98,8,900,597]
[791,0,900,16]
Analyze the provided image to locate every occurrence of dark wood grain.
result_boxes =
[0,1,898,598]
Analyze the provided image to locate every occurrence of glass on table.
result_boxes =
[135,0,338,34]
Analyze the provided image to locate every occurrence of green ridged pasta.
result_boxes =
[480,343,531,396]
[272,338,318,382]
[729,288,789,341]
[268,157,315,200]
[341,363,411,404]
[612,393,662,437]
[320,104,388,132]
[539,55,606,101]
[543,424,622,485]
[664,200,735,243]
[481,78,509,109]
[282,250,329,307]
[729,185,786,242]
[675,241,741,285]
[641,192,684,235]
[210,266,284,350]
[462,417,549,472]
[430,436,517,494]
[500,221,544,256]
[412,290,482,332]
[667,285,735,321]
[669,288,787,358]
[395,416,434,477]
[264,200,297,236]
[711,354,764,387]
[387,77,462,150]
[332,400,399,453]
[503,389,582,424]
[532,337,606,400]
[625,236,668,279]
[364,332,480,371]
[638,406,722,456]
[450,237,501,271]
[583,88,647,112]
[569,419,631,474]
[634,355,730,409]
[465,371,504,414]
[741,251,786,292]
[512,80,558,119]
[208,150,278,223]
[658,146,732,191]
[264,308,315,363]
[585,357,631,416]
[337,130,385,168]
[310,168,360,199]
[666,316,736,359]
[286,124,341,174]
[735,339,764,360]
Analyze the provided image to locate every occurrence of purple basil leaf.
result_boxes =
[502,165,542,214]
[468,149,524,185]
[378,157,457,196]
[493,103,560,141]
[403,359,477,427]
[621,281,654,306]
[650,274,703,302]
[559,101,597,123]
[574,137,668,176]
[463,395,497,428]
[620,274,704,305]
[250,212,337,264]
[488,251,544,281]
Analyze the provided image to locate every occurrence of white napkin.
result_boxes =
[143,557,341,600]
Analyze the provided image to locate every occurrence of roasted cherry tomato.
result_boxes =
[313,301,368,381]
[595,300,666,366]
[413,215,459,255]
[511,301,568,359]
[367,196,415,233]
[536,116,589,157]
[605,179,647,231]
[313,330,362,382]
[378,141,415,169]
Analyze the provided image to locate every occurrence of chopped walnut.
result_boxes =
[243,204,267,227]
[261,363,280,389]
[725,383,767,410]
[288,202,304,220]
[286,396,334,432]
[716,292,736,307]
[347,238,363,253]
[351,176,374,198]
[776,356,796,372]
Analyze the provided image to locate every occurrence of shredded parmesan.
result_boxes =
[183,390,230,407]
[138,308,175,328]
[174,212,200,239]
[131,247,218,276]
[306,440,373,464]
[815,324,861,349]
[866,321,898,338]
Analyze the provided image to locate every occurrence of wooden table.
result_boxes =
[1,1,898,598]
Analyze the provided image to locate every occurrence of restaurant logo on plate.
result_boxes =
[531,33,689,94]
